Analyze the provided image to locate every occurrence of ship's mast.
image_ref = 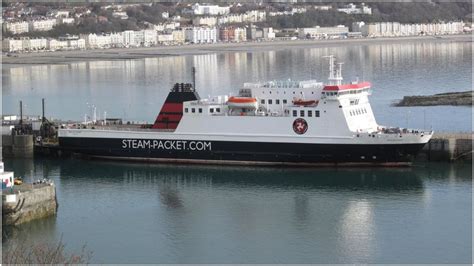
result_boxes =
[324,55,343,85]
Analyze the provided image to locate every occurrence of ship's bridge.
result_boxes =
[322,81,371,100]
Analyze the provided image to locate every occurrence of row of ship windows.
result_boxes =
[322,88,369,96]
[260,88,369,97]
[350,108,367,116]
[184,107,221,114]
[261,99,288,105]
[261,91,316,95]
[292,110,320,117]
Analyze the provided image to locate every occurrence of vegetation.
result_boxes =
[2,2,471,38]
[3,239,92,264]
[264,2,472,29]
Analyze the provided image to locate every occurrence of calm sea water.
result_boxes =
[2,158,472,264]
[2,39,472,131]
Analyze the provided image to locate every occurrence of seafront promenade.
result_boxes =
[2,34,471,65]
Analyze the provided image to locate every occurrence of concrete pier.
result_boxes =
[419,133,472,162]
[2,134,34,158]
[2,182,57,226]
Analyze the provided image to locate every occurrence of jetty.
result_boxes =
[395,91,473,107]
[1,161,57,226]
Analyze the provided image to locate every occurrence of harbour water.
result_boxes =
[2,39,472,131]
[2,158,472,264]
[2,38,472,263]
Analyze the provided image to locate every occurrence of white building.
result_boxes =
[354,21,465,37]
[193,16,217,27]
[22,38,47,51]
[57,17,75,24]
[29,19,57,31]
[157,34,174,44]
[112,11,129,20]
[47,39,68,50]
[245,10,266,23]
[153,22,180,31]
[192,3,230,16]
[109,32,123,47]
[185,27,217,44]
[263,27,276,39]
[122,30,136,47]
[135,30,157,46]
[79,33,111,49]
[47,10,70,18]
[67,38,86,49]
[2,39,23,52]
[4,21,29,34]
[234,27,247,42]
[338,3,372,15]
[172,29,186,44]
[298,25,349,39]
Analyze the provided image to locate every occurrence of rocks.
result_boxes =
[395,91,473,107]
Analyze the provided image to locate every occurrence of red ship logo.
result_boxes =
[293,118,308,135]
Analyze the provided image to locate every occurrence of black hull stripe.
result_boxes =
[58,137,426,165]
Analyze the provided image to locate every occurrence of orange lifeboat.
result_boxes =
[227,96,258,109]
[293,99,319,107]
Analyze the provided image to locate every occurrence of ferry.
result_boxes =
[58,56,433,166]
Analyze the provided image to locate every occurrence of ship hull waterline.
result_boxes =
[58,137,426,167]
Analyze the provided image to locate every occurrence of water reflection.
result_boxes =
[53,159,425,192]
[2,158,471,263]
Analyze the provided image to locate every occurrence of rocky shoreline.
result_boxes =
[395,91,473,107]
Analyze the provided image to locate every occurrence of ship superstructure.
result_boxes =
[58,56,433,166]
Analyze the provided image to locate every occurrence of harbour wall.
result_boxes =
[417,133,472,162]
[2,134,34,158]
[2,183,57,226]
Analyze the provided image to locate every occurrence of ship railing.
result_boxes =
[374,127,433,136]
[65,126,175,132]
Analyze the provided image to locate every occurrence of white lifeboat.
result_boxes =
[227,96,258,109]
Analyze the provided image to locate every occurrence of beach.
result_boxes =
[2,34,471,65]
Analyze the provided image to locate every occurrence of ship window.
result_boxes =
[315,110,320,117]
[269,99,273,104]
[283,99,287,104]
[292,110,297,117]
[216,108,221,113]
[276,99,280,104]
[261,99,265,104]
[210,108,214,113]
[192,108,195,113]
[185,108,189,113]
[308,110,313,117]
[300,110,304,117]
[199,108,202,113]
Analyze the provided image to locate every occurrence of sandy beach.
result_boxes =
[2,34,471,65]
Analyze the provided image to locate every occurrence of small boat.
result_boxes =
[227,96,258,109]
[293,99,319,106]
